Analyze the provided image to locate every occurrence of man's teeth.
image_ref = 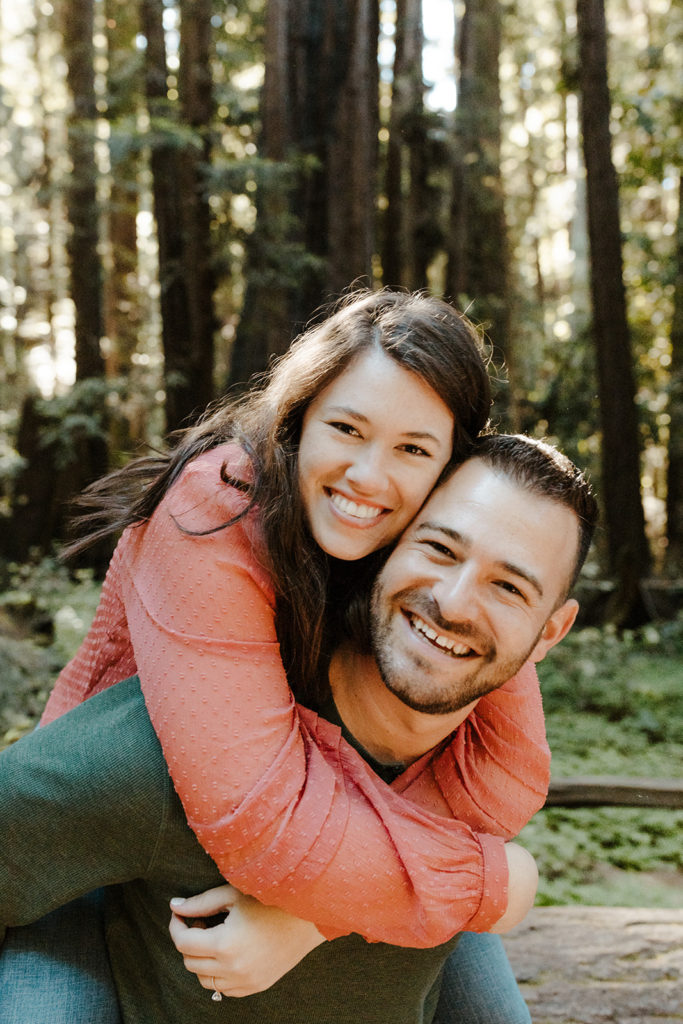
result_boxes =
[330,493,383,520]
[410,614,472,657]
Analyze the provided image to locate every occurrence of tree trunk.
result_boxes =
[141,0,216,431]
[230,0,380,390]
[382,0,430,289]
[665,175,683,574]
[577,0,650,619]
[446,0,510,377]
[104,0,143,380]
[60,0,105,380]
[326,0,379,296]
[176,0,217,420]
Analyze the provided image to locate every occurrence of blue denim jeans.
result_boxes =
[0,892,121,1024]
[0,899,528,1024]
[435,932,531,1024]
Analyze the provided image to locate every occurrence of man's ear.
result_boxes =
[529,598,579,663]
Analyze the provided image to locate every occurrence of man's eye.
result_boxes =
[496,580,524,599]
[329,421,361,437]
[422,540,456,559]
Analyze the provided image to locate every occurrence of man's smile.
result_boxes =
[405,611,479,658]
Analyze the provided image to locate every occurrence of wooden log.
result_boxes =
[545,776,683,809]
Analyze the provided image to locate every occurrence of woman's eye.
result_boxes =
[329,421,361,437]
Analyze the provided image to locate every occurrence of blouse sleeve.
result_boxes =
[104,449,512,946]
[395,663,551,839]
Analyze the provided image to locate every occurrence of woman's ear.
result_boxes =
[530,598,579,664]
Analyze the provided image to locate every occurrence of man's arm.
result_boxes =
[0,676,171,942]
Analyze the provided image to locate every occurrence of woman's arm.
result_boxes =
[42,450,533,947]
[397,662,550,839]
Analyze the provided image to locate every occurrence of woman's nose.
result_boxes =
[344,445,389,493]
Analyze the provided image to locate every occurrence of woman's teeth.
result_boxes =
[330,492,384,520]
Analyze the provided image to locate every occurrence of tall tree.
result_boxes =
[577,0,650,619]
[665,175,683,574]
[382,0,433,289]
[104,0,143,380]
[325,0,379,296]
[446,0,510,373]
[176,0,217,420]
[141,0,216,431]
[230,0,380,389]
[60,0,105,380]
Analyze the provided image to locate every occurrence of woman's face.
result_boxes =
[298,347,454,560]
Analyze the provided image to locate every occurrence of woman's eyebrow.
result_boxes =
[326,407,445,444]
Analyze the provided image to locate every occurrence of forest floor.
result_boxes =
[503,906,683,1023]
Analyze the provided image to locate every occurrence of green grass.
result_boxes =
[522,618,683,908]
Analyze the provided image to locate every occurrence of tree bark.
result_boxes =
[665,175,683,574]
[230,0,380,390]
[382,0,431,289]
[577,0,650,613]
[445,0,511,421]
[173,0,217,425]
[60,0,105,379]
[104,0,143,381]
[140,0,217,431]
[326,0,379,296]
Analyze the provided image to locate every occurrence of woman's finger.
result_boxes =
[169,912,233,956]
[170,883,237,919]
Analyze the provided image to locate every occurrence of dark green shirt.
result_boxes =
[1,676,459,1023]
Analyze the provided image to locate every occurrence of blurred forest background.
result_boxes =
[0,0,681,904]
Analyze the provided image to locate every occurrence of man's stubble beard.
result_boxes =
[369,585,542,716]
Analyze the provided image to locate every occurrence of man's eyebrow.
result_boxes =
[413,522,545,599]
[326,406,446,444]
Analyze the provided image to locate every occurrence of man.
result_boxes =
[0,434,597,1023]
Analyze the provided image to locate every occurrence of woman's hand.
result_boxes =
[169,884,326,997]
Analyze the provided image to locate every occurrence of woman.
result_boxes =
[3,289,542,1021]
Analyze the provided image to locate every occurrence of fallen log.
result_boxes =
[546,776,683,809]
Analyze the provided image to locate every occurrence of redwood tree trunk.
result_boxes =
[577,0,650,616]
[326,0,379,296]
[230,0,380,389]
[61,0,105,379]
[382,0,430,289]
[665,176,683,574]
[141,0,216,431]
[446,0,510,376]
[105,0,142,380]
[177,0,217,421]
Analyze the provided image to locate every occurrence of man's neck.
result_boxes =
[328,643,476,768]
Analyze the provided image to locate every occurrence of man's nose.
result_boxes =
[432,568,479,622]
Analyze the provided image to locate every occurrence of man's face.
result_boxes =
[369,459,579,715]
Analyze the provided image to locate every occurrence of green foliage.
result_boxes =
[34,379,122,471]
[523,618,683,907]
[0,556,102,665]
[0,556,102,748]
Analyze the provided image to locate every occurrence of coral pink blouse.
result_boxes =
[43,445,550,948]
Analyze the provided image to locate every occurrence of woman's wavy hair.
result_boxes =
[69,288,492,702]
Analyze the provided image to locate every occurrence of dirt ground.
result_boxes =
[503,906,683,1024]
